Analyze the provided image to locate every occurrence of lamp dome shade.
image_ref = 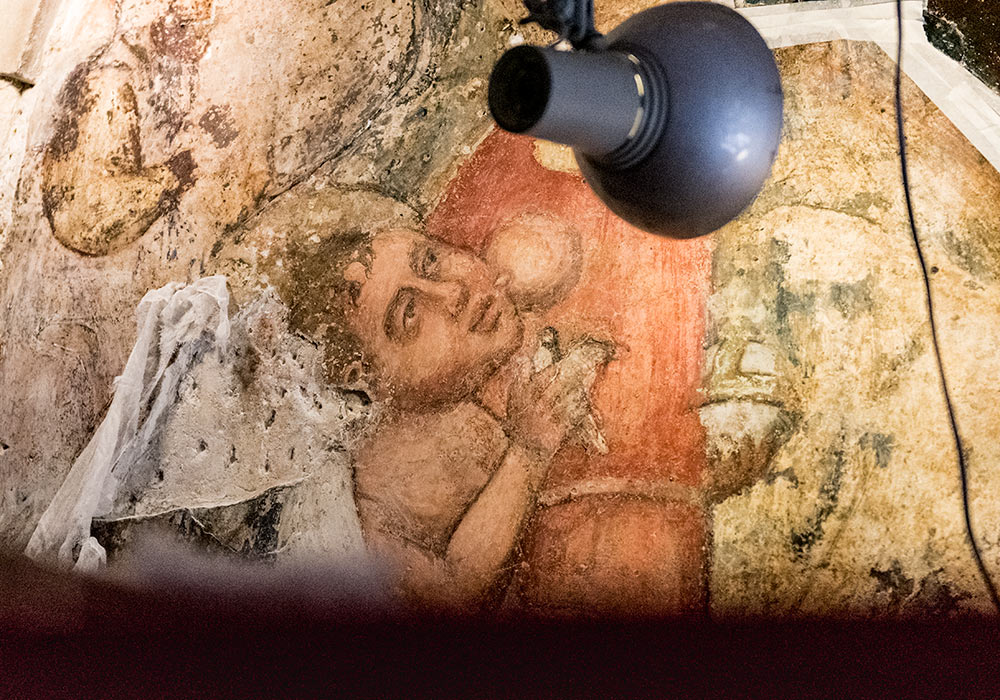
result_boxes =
[488,2,784,238]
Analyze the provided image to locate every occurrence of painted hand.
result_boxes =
[700,340,792,502]
[508,328,615,459]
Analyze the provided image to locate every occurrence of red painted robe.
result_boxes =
[427,131,712,615]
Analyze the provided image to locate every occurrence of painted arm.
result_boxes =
[359,442,549,608]
[444,441,548,599]
[359,336,615,608]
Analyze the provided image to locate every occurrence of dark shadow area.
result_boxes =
[2,553,999,698]
[925,0,1000,93]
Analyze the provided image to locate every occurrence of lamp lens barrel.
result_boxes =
[488,46,551,134]
[489,45,644,157]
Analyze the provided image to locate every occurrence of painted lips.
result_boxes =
[468,294,502,333]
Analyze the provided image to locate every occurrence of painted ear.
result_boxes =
[340,359,376,410]
[341,359,366,386]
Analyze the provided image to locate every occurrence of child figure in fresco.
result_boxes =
[293,216,615,608]
[72,195,616,598]
[304,216,788,611]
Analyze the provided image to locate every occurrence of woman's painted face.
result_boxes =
[347,229,523,406]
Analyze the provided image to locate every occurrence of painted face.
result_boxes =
[347,229,524,406]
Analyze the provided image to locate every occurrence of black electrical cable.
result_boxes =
[894,0,1000,613]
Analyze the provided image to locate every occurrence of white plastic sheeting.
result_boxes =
[25,276,231,572]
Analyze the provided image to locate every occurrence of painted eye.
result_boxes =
[402,296,418,330]
[385,290,421,343]
[419,247,439,278]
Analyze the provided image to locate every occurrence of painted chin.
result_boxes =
[475,305,523,364]
[392,319,523,407]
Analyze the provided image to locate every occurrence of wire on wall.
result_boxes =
[893,0,1000,613]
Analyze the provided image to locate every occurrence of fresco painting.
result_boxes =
[77,127,781,613]
[0,0,518,550]
[3,0,1000,618]
[709,40,1000,617]
[424,131,718,614]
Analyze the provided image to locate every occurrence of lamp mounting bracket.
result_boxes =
[518,0,604,50]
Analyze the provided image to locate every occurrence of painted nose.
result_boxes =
[418,278,469,318]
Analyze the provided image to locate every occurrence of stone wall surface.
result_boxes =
[0,0,525,552]
[0,0,63,84]
[1,0,999,618]
[709,40,1000,617]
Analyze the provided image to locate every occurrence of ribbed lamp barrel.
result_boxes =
[488,45,644,158]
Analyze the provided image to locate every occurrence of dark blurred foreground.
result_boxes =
[2,552,999,699]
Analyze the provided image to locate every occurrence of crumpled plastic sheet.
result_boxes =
[737,0,1000,174]
[25,276,231,573]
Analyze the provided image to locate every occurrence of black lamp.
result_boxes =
[488,0,783,238]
